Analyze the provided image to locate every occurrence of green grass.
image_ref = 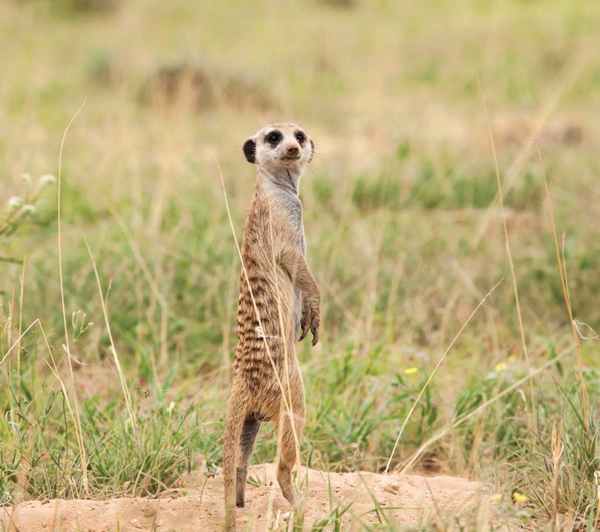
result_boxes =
[2,0,600,529]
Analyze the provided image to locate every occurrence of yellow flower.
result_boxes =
[494,362,506,372]
[490,493,502,501]
[513,492,528,503]
[403,367,418,375]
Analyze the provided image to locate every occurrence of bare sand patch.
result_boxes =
[1,464,483,531]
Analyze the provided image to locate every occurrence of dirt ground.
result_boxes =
[1,464,485,531]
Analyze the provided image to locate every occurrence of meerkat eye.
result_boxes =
[266,131,281,144]
[295,132,305,143]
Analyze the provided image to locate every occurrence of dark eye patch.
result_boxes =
[265,130,282,145]
[295,131,306,144]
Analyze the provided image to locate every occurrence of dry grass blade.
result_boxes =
[384,277,503,475]
[16,257,26,396]
[400,346,572,474]
[551,421,563,530]
[524,116,590,432]
[470,56,587,250]
[478,78,536,427]
[57,99,89,496]
[2,318,91,498]
[0,319,40,367]
[84,238,139,442]
[110,207,166,386]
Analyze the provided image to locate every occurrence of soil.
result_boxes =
[1,464,484,531]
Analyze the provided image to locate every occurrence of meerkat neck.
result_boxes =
[258,167,302,195]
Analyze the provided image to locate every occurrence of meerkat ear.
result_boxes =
[308,139,315,163]
[243,138,256,164]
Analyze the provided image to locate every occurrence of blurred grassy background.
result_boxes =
[1,0,600,528]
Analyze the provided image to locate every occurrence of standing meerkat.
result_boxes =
[223,123,321,529]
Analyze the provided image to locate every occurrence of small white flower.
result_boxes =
[39,174,57,186]
[167,401,176,414]
[22,204,36,214]
[21,173,32,182]
[8,197,23,209]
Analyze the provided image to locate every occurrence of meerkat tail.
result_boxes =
[223,391,248,530]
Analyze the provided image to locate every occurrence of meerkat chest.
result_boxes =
[299,225,307,257]
[289,197,307,257]
[288,196,305,248]
[269,191,305,251]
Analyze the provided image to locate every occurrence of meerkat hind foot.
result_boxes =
[277,465,296,505]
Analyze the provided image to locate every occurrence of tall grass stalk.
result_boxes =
[550,421,563,530]
[527,121,590,432]
[478,79,536,428]
[384,278,503,474]
[400,347,572,474]
[57,99,89,497]
[84,239,139,441]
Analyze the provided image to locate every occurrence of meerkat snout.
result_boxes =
[285,145,300,157]
[242,122,315,168]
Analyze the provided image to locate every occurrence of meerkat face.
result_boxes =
[243,123,314,171]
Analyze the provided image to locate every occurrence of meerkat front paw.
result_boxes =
[300,300,320,346]
[309,311,320,346]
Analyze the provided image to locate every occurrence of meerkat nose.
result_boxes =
[286,146,299,157]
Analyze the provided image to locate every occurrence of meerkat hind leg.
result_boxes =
[276,411,304,505]
[236,415,261,508]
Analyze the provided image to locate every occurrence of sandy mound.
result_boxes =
[1,464,483,531]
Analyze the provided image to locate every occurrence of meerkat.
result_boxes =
[222,123,321,529]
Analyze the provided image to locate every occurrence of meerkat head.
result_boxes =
[243,123,314,172]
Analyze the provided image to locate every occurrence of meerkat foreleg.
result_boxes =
[280,250,321,345]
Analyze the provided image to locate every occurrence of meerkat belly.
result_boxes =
[234,271,299,393]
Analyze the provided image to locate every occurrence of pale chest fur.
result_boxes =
[260,185,306,331]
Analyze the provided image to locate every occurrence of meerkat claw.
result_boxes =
[309,312,320,346]
[300,306,311,341]
[300,318,311,341]
[299,326,308,341]
[311,326,319,346]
